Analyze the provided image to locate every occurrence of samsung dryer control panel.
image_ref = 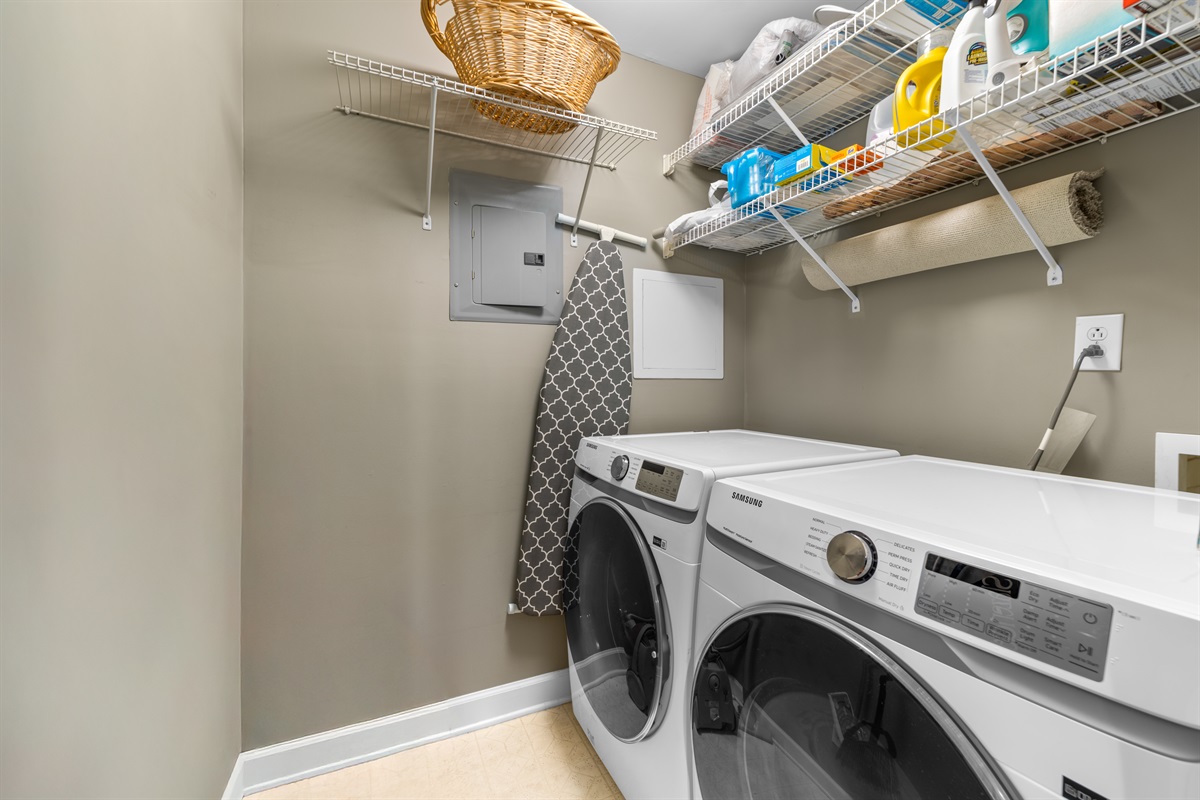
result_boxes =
[705,486,1200,731]
[634,460,686,501]
[574,439,705,513]
[915,553,1113,681]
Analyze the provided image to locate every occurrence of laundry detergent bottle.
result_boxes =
[941,0,989,119]
[985,0,1031,87]
[893,33,955,150]
[1006,0,1049,58]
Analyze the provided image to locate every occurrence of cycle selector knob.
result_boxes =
[826,531,877,584]
[610,455,630,481]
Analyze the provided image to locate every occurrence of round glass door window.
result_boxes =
[692,607,1012,800]
[565,499,669,742]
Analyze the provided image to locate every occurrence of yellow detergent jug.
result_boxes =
[894,46,956,150]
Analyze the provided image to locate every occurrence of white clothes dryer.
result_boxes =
[692,455,1200,800]
[564,430,898,800]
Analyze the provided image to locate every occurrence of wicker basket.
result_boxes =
[421,0,621,134]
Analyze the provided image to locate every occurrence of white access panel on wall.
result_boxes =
[631,269,723,380]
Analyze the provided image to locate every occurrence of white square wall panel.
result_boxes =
[631,269,723,380]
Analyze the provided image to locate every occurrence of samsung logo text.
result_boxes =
[731,492,762,508]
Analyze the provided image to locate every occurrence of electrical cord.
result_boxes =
[1027,344,1105,471]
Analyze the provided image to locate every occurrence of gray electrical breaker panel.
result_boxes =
[474,206,546,307]
[449,170,564,325]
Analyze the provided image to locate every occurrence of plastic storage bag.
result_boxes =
[665,181,732,239]
[690,60,734,140]
[729,18,824,100]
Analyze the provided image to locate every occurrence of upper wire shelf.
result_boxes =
[328,51,656,170]
[663,0,967,175]
[668,0,1200,257]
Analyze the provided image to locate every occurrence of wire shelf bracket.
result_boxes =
[422,87,437,230]
[768,208,861,313]
[959,127,1063,286]
[569,131,603,248]
[328,51,657,232]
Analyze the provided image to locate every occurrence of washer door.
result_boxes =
[692,606,1013,800]
[565,498,670,743]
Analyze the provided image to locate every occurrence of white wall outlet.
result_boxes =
[1074,313,1124,371]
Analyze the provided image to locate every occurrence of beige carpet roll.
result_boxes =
[801,170,1104,291]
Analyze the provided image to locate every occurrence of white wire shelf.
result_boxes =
[328,51,656,170]
[663,0,966,175]
[668,0,1200,257]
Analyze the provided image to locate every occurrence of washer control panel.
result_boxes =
[635,460,684,502]
[915,552,1113,681]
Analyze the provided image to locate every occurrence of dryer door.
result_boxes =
[565,498,670,743]
[692,606,1013,800]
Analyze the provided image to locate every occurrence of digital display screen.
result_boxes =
[641,461,666,475]
[924,553,1021,598]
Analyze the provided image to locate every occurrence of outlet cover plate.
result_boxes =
[1074,313,1124,371]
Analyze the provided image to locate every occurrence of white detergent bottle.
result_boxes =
[985,0,1026,88]
[942,0,989,121]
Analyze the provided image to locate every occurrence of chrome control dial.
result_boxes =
[826,531,877,584]
[610,455,630,481]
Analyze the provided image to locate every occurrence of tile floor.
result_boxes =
[248,704,625,800]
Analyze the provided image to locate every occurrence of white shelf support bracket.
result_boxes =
[959,128,1062,286]
[570,129,605,248]
[769,208,860,313]
[767,96,809,147]
[422,87,438,231]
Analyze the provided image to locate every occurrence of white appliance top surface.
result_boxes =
[730,456,1200,607]
[596,430,897,474]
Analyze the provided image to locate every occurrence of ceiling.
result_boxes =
[571,1,869,77]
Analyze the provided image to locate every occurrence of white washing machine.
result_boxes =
[564,430,899,800]
[691,455,1200,800]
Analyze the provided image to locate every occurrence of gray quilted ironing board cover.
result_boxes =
[515,241,631,616]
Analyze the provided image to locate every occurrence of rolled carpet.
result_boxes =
[801,169,1104,291]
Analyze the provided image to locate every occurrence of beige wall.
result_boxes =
[0,2,244,797]
[744,113,1200,486]
[242,0,745,748]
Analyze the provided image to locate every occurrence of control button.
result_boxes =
[1017,626,1039,645]
[986,624,1013,643]
[1025,587,1047,609]
[938,606,962,623]
[915,597,939,616]
[1082,611,1099,625]
[1040,633,1065,655]
[610,455,630,481]
[962,615,986,633]
[1046,593,1073,614]
[1076,642,1096,657]
[826,531,877,584]
[1043,614,1068,634]
[1019,606,1042,626]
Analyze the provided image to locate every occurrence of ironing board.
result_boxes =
[515,241,631,616]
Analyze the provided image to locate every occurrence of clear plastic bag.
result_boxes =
[729,18,824,100]
[665,181,731,239]
[690,60,734,140]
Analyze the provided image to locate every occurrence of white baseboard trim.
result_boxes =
[236,669,570,797]
[221,753,246,800]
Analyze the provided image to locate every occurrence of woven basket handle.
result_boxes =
[421,0,451,55]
